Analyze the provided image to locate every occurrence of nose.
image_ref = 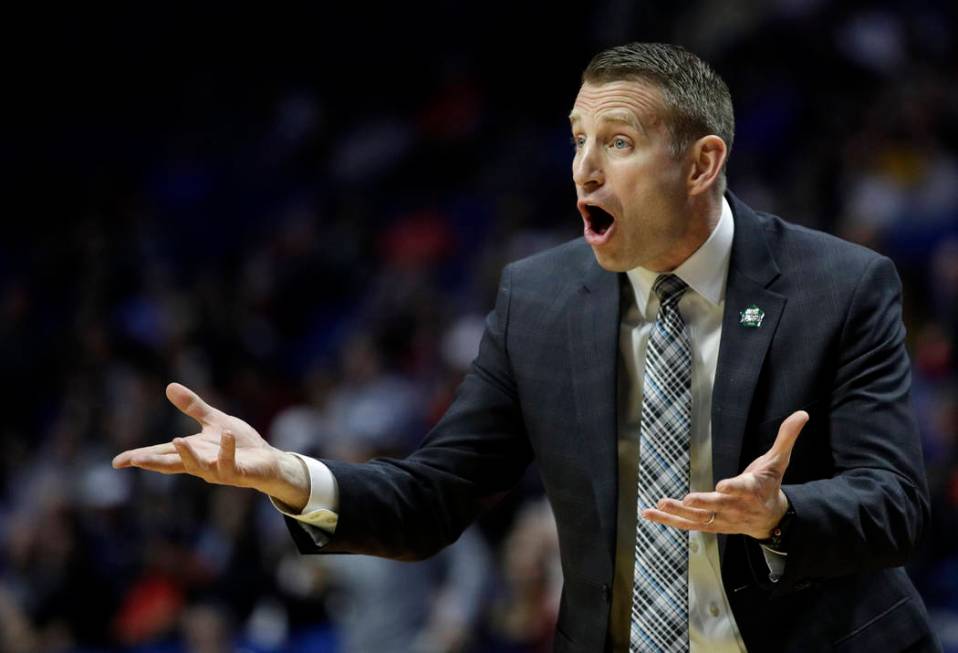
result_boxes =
[572,140,603,190]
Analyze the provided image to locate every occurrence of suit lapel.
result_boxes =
[568,258,621,566]
[713,192,785,563]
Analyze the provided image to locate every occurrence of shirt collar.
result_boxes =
[625,195,735,316]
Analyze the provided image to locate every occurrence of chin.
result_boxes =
[590,248,633,273]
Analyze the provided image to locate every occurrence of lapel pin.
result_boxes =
[739,304,765,328]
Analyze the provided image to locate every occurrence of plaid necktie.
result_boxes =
[631,274,692,653]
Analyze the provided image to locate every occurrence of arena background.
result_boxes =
[2,2,957,651]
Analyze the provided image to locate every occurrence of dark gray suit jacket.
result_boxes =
[286,192,939,652]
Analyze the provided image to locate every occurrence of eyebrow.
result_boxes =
[568,110,645,134]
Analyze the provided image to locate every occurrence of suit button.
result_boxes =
[708,602,720,618]
[602,584,612,603]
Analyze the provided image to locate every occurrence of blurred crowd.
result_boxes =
[2,1,957,652]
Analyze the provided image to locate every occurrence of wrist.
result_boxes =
[758,493,795,552]
[265,450,310,513]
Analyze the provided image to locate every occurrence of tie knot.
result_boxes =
[653,274,688,307]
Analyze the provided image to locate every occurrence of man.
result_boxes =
[114,43,939,651]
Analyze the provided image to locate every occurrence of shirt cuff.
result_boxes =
[759,544,787,583]
[268,452,339,532]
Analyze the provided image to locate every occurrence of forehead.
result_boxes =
[569,80,664,127]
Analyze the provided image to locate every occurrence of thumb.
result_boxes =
[764,410,809,473]
[166,382,215,425]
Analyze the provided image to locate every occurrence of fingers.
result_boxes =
[641,507,722,533]
[123,453,186,475]
[217,430,238,482]
[113,442,177,468]
[173,437,207,476]
[765,410,809,471]
[114,430,241,486]
[656,498,711,522]
[166,382,217,426]
[173,431,244,486]
[681,491,738,511]
[649,493,772,536]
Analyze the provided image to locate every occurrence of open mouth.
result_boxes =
[579,204,615,237]
[584,204,615,235]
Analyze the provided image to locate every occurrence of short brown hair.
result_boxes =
[583,43,734,183]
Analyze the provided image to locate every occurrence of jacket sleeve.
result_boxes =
[749,255,930,593]
[284,263,533,560]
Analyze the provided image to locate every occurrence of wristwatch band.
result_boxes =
[759,503,796,552]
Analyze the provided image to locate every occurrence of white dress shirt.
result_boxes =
[273,196,783,652]
[271,453,339,532]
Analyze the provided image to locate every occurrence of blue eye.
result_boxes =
[612,138,629,149]
[571,136,584,150]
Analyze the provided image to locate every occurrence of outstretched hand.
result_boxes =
[112,383,309,511]
[642,410,809,540]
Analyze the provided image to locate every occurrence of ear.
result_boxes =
[687,135,728,197]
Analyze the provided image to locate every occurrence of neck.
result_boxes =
[646,193,723,273]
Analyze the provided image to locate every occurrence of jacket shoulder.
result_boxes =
[754,210,893,280]
[503,237,595,287]
[744,209,905,353]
